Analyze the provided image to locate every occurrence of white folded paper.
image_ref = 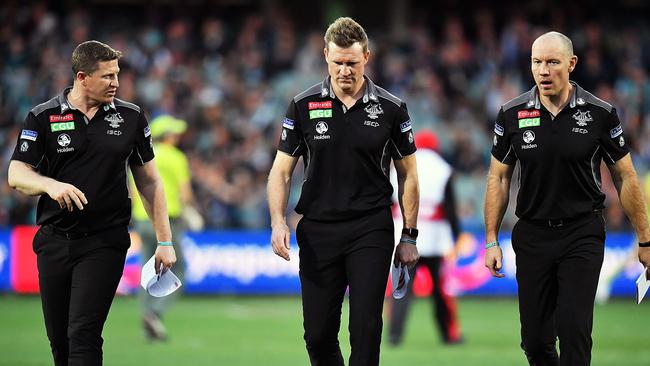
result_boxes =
[391,262,411,300]
[636,267,649,304]
[140,255,182,297]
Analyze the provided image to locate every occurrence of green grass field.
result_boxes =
[1,295,649,365]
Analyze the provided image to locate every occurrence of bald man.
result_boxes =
[484,31,650,365]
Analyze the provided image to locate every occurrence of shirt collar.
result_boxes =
[528,80,585,110]
[57,86,116,113]
[320,75,379,103]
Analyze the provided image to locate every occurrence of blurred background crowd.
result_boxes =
[1,0,650,232]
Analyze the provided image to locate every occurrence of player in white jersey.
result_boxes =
[388,130,463,345]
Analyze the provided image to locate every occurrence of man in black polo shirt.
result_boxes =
[267,17,419,366]
[484,31,650,366]
[7,40,176,366]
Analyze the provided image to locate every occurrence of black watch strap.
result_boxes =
[639,241,650,248]
[401,227,419,238]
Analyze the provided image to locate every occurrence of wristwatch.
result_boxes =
[401,227,419,238]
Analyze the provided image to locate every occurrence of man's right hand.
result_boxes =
[271,222,291,261]
[485,245,505,278]
[46,180,88,211]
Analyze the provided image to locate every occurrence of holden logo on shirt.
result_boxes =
[523,130,535,143]
[57,133,71,147]
[316,121,328,134]
[314,121,330,140]
[408,131,414,144]
[572,110,592,127]
[521,130,537,150]
[57,133,74,153]
[365,103,384,120]
[105,113,124,128]
[619,136,625,147]
[20,141,29,152]
[281,129,287,141]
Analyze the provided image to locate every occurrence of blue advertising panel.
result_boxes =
[182,230,301,294]
[6,227,646,298]
[442,231,643,300]
[0,229,11,291]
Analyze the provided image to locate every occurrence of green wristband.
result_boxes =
[485,241,499,249]
[157,241,173,247]
[400,237,417,245]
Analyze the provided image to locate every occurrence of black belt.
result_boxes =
[523,211,599,228]
[41,225,114,240]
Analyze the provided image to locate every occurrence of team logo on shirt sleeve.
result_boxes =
[282,118,295,130]
[20,129,38,141]
[494,122,504,136]
[144,126,151,137]
[400,120,412,133]
[610,124,623,138]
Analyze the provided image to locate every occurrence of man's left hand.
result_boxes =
[155,246,177,274]
[394,242,419,268]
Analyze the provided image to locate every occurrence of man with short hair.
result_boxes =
[484,31,650,365]
[268,17,419,366]
[8,40,176,366]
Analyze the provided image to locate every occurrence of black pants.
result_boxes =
[33,225,129,366]
[296,208,394,366]
[512,212,605,366]
[389,256,461,343]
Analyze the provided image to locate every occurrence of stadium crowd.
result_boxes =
[1,1,650,231]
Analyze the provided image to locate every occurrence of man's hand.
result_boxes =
[485,245,505,278]
[394,242,419,268]
[271,222,291,261]
[45,180,87,212]
[639,246,650,278]
[154,245,177,274]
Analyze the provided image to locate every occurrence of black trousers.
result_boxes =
[512,212,605,366]
[296,208,394,366]
[33,225,130,366]
[389,256,461,343]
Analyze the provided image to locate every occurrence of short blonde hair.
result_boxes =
[324,17,368,53]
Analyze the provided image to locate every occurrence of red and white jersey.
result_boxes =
[392,149,454,256]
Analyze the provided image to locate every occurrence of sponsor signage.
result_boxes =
[3,228,644,298]
[0,229,10,291]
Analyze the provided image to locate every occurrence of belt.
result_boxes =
[523,211,599,228]
[41,225,114,240]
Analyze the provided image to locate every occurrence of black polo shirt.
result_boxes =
[11,87,155,232]
[491,82,629,221]
[278,76,417,221]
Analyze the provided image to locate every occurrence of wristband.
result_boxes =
[485,241,499,249]
[157,241,173,247]
[400,237,417,245]
[639,241,650,248]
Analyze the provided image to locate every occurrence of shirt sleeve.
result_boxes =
[490,108,516,165]
[129,109,155,166]
[600,108,630,165]
[390,102,417,159]
[11,112,46,167]
[277,100,305,156]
